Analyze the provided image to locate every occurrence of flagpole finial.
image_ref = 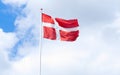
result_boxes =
[40,8,43,13]
[40,8,43,11]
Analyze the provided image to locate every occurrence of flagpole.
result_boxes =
[40,8,43,75]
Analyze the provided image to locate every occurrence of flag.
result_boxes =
[55,18,79,41]
[42,13,56,40]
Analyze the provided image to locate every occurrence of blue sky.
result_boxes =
[0,1,16,32]
[0,0,120,75]
[0,0,40,75]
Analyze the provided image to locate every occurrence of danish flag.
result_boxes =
[42,13,79,41]
[42,13,56,40]
[55,18,79,41]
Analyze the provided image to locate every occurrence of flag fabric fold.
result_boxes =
[55,18,79,41]
[42,13,56,40]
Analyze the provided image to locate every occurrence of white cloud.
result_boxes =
[40,0,120,25]
[0,29,18,74]
[2,0,28,7]
[0,28,40,75]
[1,0,120,75]
[2,46,40,75]
[0,0,40,75]
[0,29,17,50]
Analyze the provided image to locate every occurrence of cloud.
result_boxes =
[0,29,17,50]
[40,0,120,25]
[2,46,40,75]
[1,0,28,7]
[101,12,120,47]
[0,0,40,75]
[0,29,17,74]
[1,0,120,75]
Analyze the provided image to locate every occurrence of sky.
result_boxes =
[0,0,120,75]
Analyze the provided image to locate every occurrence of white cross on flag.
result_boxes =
[42,13,56,40]
[55,18,79,41]
[42,13,79,42]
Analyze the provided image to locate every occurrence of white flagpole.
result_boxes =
[40,8,43,75]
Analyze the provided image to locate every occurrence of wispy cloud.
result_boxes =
[0,0,40,75]
[0,0,120,75]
